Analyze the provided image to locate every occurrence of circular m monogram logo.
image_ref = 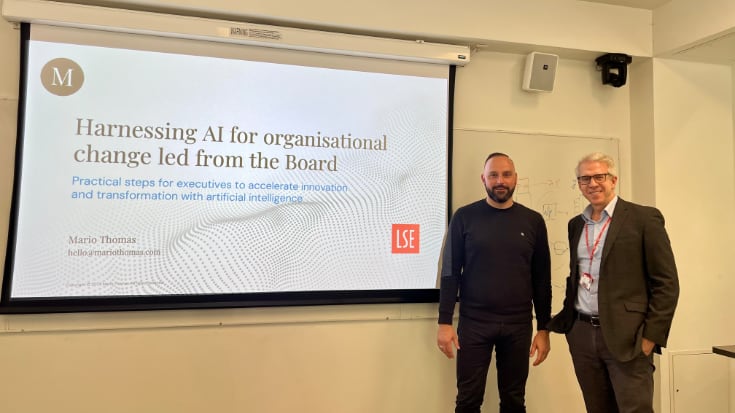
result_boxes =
[41,58,85,96]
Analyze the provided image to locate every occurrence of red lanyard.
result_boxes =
[584,217,611,269]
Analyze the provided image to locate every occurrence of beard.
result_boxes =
[485,184,515,204]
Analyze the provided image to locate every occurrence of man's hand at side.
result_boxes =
[530,330,550,366]
[437,324,460,359]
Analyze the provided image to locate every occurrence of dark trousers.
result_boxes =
[455,317,532,413]
[566,319,655,413]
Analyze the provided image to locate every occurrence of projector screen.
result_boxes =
[1,23,453,312]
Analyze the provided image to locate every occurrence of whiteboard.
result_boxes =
[451,128,619,293]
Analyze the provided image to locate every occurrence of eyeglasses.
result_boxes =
[576,173,612,185]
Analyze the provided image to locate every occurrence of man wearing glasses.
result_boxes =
[548,152,679,413]
[437,152,552,413]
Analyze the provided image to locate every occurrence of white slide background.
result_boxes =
[8,25,449,298]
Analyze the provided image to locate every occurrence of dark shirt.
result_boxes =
[438,200,552,330]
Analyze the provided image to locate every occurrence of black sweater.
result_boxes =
[438,200,552,330]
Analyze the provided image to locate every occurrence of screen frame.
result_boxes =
[0,23,455,314]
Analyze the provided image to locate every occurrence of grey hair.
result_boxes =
[576,152,617,177]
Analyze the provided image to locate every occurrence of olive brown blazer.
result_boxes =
[547,198,680,362]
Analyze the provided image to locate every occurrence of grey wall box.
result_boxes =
[522,52,558,92]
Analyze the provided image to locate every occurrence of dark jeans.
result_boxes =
[455,317,532,413]
[566,319,655,413]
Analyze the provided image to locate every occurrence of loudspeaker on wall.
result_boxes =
[522,52,558,92]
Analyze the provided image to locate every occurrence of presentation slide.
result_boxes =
[3,24,450,307]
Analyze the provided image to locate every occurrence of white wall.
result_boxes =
[34,0,650,56]
[653,3,735,411]
[651,57,735,413]
[654,0,735,55]
[0,10,17,260]
[653,58,734,353]
[1,0,734,412]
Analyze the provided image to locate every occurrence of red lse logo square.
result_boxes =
[392,224,420,254]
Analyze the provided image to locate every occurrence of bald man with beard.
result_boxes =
[437,152,552,413]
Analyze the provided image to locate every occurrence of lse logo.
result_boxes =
[392,224,420,254]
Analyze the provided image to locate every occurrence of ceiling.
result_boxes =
[671,30,735,62]
[580,0,671,10]
[582,0,735,62]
